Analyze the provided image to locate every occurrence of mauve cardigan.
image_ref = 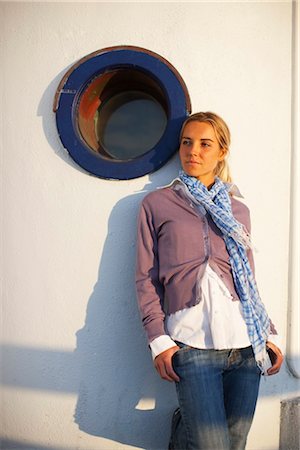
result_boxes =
[135,181,256,344]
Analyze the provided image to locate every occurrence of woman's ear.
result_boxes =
[218,147,227,161]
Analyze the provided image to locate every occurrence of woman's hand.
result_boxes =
[266,341,284,375]
[154,345,180,382]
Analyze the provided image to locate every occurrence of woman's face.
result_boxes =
[179,121,226,187]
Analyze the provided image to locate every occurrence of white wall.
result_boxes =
[1,2,299,450]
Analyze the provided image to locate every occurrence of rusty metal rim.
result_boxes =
[53,45,191,113]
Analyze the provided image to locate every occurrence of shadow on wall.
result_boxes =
[40,72,180,449]
[2,172,179,450]
[73,181,178,450]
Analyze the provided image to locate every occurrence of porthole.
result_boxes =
[53,46,191,180]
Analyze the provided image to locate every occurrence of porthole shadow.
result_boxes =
[37,69,93,177]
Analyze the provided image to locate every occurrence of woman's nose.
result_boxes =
[188,143,200,155]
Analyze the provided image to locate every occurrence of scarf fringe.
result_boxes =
[256,346,271,375]
[231,227,253,250]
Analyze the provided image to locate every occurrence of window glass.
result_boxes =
[77,69,168,160]
[98,91,167,160]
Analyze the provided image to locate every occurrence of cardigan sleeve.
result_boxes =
[135,200,167,344]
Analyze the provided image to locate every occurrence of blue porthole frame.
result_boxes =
[53,45,191,180]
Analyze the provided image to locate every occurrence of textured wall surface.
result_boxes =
[279,397,300,450]
[1,2,299,450]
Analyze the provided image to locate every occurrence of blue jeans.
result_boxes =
[170,344,261,450]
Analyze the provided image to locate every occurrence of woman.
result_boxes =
[135,112,283,450]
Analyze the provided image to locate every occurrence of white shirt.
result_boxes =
[150,264,248,357]
[150,264,279,359]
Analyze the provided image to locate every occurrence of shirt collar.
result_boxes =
[157,178,244,198]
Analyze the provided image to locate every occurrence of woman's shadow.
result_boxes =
[73,169,180,450]
[38,72,181,449]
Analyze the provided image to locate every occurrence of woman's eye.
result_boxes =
[201,142,210,148]
[182,139,191,146]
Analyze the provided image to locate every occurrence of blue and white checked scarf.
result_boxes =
[179,170,271,372]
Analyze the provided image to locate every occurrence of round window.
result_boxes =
[54,46,191,180]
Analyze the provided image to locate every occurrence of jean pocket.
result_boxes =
[172,343,193,362]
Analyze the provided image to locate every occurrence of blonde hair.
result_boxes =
[180,112,232,183]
